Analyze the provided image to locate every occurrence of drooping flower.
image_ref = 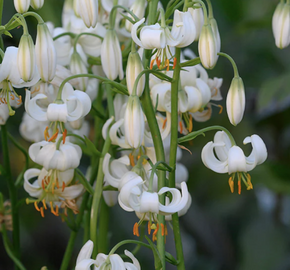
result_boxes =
[201,131,267,193]
[14,0,30,13]
[75,240,140,270]
[30,0,44,9]
[76,0,98,28]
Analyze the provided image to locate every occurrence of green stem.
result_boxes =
[22,11,44,23]
[90,88,114,257]
[178,125,236,145]
[109,240,151,255]
[205,0,213,18]
[1,125,20,264]
[0,0,3,25]
[109,5,139,29]
[73,32,103,51]
[98,198,110,253]
[53,32,76,41]
[218,52,239,77]
[168,48,185,270]
[193,0,208,24]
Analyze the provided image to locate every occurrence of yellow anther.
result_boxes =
[133,222,140,237]
[162,118,167,129]
[129,153,135,167]
[228,177,234,193]
[62,129,67,144]
[188,114,193,133]
[40,207,45,217]
[42,199,47,210]
[148,221,151,235]
[34,201,40,211]
[173,57,177,69]
[44,127,50,141]
[48,129,59,142]
[217,105,223,114]
[62,182,66,192]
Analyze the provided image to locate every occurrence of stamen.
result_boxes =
[48,129,59,142]
[41,179,45,190]
[62,129,67,144]
[238,174,241,195]
[55,205,59,215]
[156,57,161,69]
[133,222,139,237]
[246,174,253,190]
[0,97,3,103]
[16,95,22,105]
[44,126,50,141]
[162,118,167,129]
[62,182,66,192]
[56,178,59,189]
[152,224,159,242]
[40,207,45,217]
[173,57,177,69]
[150,59,155,69]
[228,177,234,193]
[166,59,170,71]
[42,199,47,210]
[31,86,40,95]
[3,98,7,104]
[34,201,40,211]
[10,94,15,100]
[129,153,135,167]
[179,121,183,134]
[188,114,193,133]
[52,182,55,194]
[160,223,165,236]
[217,105,223,114]
[148,221,151,235]
[121,44,125,51]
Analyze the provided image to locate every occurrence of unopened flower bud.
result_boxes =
[30,0,44,9]
[35,23,57,82]
[70,51,88,91]
[17,34,37,82]
[14,0,30,13]
[198,24,217,69]
[209,17,221,53]
[226,76,245,126]
[124,95,144,149]
[272,2,290,49]
[101,30,124,81]
[125,0,146,32]
[126,51,145,96]
[78,0,98,28]
[189,6,204,41]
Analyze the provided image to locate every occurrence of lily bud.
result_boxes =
[17,34,37,82]
[198,24,217,69]
[125,0,146,32]
[126,51,145,96]
[226,76,245,126]
[272,2,290,49]
[101,29,124,81]
[30,0,44,9]
[209,17,221,53]
[14,0,30,13]
[35,23,57,82]
[78,0,98,28]
[124,95,144,149]
[189,6,204,41]
[70,51,88,91]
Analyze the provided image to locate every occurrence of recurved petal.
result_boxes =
[23,168,43,197]
[75,259,97,270]
[25,90,48,122]
[66,90,91,121]
[109,254,126,270]
[244,134,267,171]
[124,250,140,270]
[131,18,145,47]
[227,146,247,174]
[76,240,94,264]
[57,184,84,200]
[201,141,228,173]
[213,131,232,161]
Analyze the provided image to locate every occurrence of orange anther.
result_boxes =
[3,98,7,104]
[121,44,125,51]
[156,57,161,69]
[133,222,139,237]
[41,179,45,190]
[160,223,165,236]
[238,176,241,195]
[56,178,59,189]
[17,96,22,105]
[188,114,193,132]
[40,207,45,217]
[62,182,66,192]
[179,121,183,134]
[173,57,177,69]
[218,105,223,114]
[34,201,40,211]
[150,59,155,69]
[44,127,50,141]
[48,129,59,142]
[148,221,151,235]
[162,118,167,129]
[228,177,234,193]
[0,97,3,103]
[152,223,159,241]
[62,129,67,144]
[129,153,135,167]
[10,94,15,100]
[166,59,170,71]
[55,205,59,215]
[52,182,55,194]
[42,199,47,210]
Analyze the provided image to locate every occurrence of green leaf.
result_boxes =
[165,252,178,266]
[83,136,101,157]
[76,169,94,195]
[145,236,164,270]
[178,132,205,144]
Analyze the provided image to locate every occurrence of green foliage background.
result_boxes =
[1,0,290,269]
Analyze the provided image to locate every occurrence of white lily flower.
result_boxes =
[0,103,9,125]
[125,0,146,32]
[14,0,30,13]
[226,76,245,126]
[201,131,267,193]
[30,0,44,9]
[17,34,38,82]
[188,6,204,40]
[75,240,140,270]
[273,2,290,49]
[24,167,84,216]
[101,29,124,81]
[171,10,196,48]
[126,51,145,96]
[29,139,82,171]
[76,0,98,28]
[25,83,91,123]
[35,23,57,82]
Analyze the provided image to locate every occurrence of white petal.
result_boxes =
[76,240,94,264]
[227,146,247,174]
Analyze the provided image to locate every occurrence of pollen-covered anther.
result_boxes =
[129,153,135,167]
[148,221,151,234]
[166,59,170,71]
[173,57,177,69]
[218,105,223,114]
[50,201,59,216]
[48,129,59,142]
[228,177,234,193]
[133,222,140,237]
[34,201,40,211]
[52,182,55,194]
[162,118,167,129]
[156,57,161,69]
[44,126,50,141]
[40,207,45,217]
[16,96,22,106]
[152,223,159,242]
[42,199,47,210]
[41,179,45,190]
[238,174,242,195]
[246,174,253,190]
[10,94,15,100]
[179,121,183,134]
[62,129,67,144]
[188,114,193,132]
[62,182,66,192]
[150,59,155,69]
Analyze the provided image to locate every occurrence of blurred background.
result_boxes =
[1,0,290,269]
